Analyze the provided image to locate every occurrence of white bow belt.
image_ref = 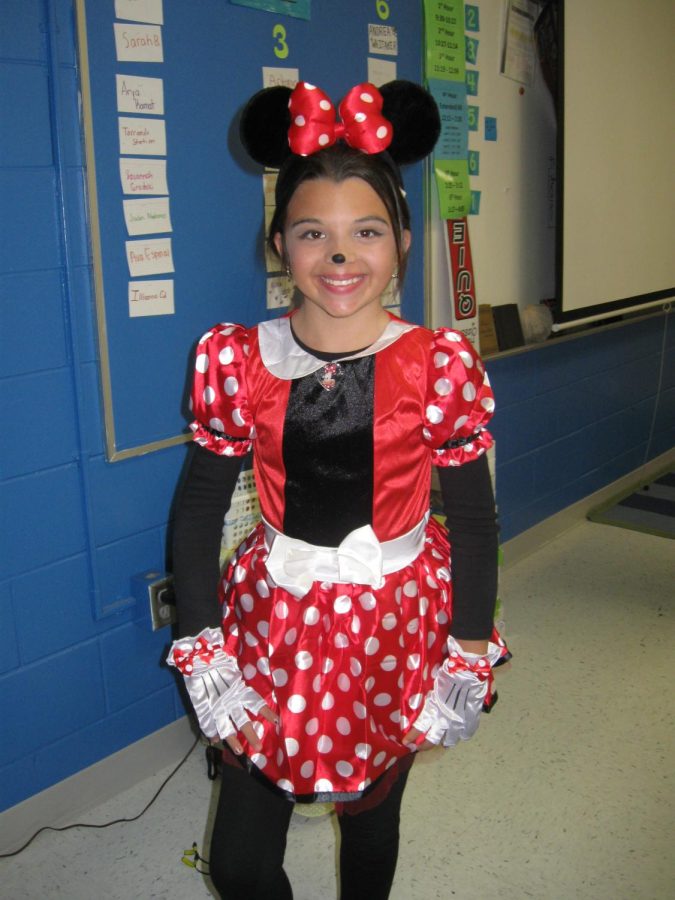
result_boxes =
[263,514,429,599]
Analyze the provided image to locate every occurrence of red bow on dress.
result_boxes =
[288,81,393,156]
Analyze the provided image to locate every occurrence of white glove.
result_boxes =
[412,636,501,748]
[167,627,267,740]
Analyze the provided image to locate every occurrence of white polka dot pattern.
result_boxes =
[209,513,510,805]
[422,328,495,467]
[287,81,393,157]
[189,323,254,457]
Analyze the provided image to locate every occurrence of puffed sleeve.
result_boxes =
[422,328,495,467]
[190,323,255,457]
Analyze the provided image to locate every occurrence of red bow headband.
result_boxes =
[288,82,393,157]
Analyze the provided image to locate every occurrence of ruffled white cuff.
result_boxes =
[167,627,266,740]
[411,636,499,748]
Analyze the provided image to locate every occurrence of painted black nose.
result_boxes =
[331,253,346,264]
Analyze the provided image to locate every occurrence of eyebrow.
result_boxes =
[289,215,391,228]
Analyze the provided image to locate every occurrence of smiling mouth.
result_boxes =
[320,276,362,287]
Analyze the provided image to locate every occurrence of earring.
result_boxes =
[392,270,399,279]
[285,265,292,279]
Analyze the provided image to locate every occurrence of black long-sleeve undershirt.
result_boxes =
[437,453,499,639]
[172,444,244,638]
[171,443,498,641]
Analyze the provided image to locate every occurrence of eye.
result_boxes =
[356,228,384,239]
[298,229,325,241]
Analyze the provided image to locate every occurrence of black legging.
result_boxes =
[209,761,410,900]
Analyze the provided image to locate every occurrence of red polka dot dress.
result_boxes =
[189,313,503,802]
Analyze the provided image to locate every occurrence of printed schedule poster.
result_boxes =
[428,78,468,160]
[424,0,465,81]
[230,0,311,20]
[434,159,471,219]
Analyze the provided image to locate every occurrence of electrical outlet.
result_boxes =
[149,575,176,630]
[130,570,177,631]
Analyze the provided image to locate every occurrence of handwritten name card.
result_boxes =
[116,74,164,115]
[114,23,163,62]
[120,158,168,195]
[123,197,172,235]
[125,237,174,276]
[119,116,166,155]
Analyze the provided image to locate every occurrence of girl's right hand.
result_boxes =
[222,704,278,756]
[402,725,436,752]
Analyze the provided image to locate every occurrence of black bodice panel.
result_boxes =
[282,356,375,545]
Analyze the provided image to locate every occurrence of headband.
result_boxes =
[240,79,440,169]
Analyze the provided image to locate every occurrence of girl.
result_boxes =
[168,81,509,900]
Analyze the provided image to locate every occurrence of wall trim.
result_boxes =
[2,447,673,854]
[0,717,196,856]
[501,448,675,570]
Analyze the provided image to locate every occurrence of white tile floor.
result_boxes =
[1,521,673,900]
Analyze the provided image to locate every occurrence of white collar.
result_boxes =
[257,315,417,380]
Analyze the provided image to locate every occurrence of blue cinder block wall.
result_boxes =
[489,316,674,540]
[0,0,187,813]
[1,1,673,813]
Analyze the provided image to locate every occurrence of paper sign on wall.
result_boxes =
[368,24,398,56]
[428,79,468,159]
[128,279,174,317]
[434,159,471,219]
[123,197,172,235]
[262,67,300,89]
[114,23,163,63]
[465,36,479,65]
[445,217,477,322]
[500,0,537,84]
[125,237,174,276]
[231,0,310,20]
[116,74,164,115]
[263,171,277,206]
[368,57,397,87]
[119,117,166,155]
[424,0,466,81]
[266,275,293,309]
[115,0,163,25]
[120,158,168,195]
[264,206,280,273]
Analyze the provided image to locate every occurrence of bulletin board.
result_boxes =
[75,0,425,461]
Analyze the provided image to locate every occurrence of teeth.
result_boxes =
[323,277,360,286]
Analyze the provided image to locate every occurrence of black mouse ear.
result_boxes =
[380,81,441,165]
[239,86,293,168]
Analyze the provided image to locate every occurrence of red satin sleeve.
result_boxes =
[422,328,495,467]
[189,323,255,457]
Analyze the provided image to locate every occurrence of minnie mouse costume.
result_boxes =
[167,81,510,805]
